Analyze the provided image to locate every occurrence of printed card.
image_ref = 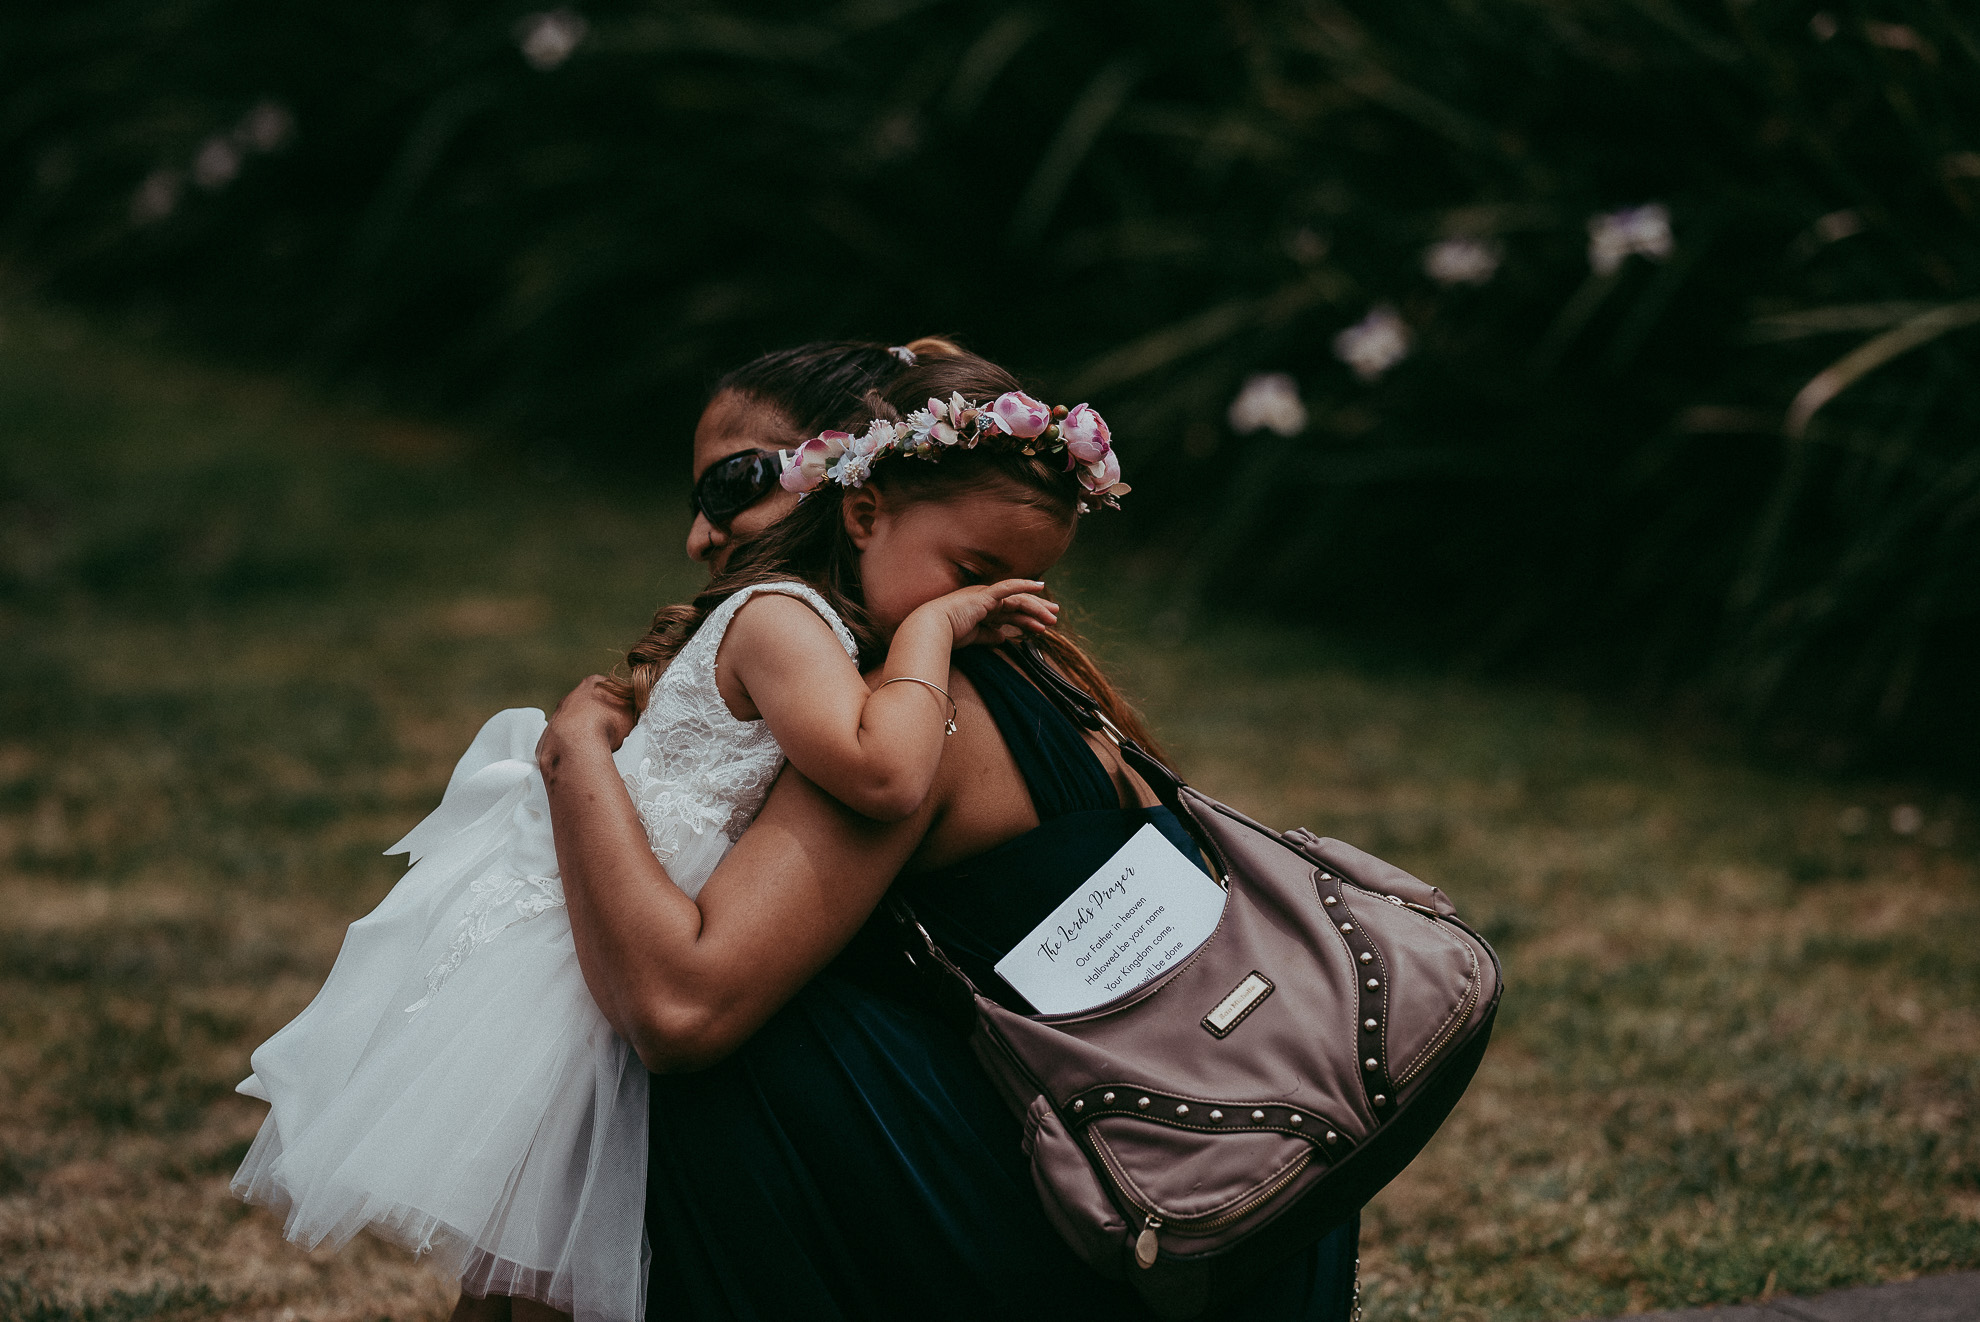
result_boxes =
[994,823,1227,1015]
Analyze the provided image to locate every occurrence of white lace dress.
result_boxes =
[231,583,859,1322]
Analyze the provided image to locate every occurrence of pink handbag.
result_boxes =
[894,645,1503,1319]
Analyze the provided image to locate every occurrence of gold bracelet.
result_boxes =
[880,676,959,736]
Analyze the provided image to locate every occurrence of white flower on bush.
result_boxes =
[1864,21,1932,56]
[234,101,295,154]
[1423,236,1502,286]
[130,169,182,225]
[1814,209,1863,243]
[193,137,241,190]
[1227,373,1309,436]
[1332,307,1412,383]
[518,9,588,71]
[1587,203,1673,276]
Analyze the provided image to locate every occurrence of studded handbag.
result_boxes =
[892,644,1503,1320]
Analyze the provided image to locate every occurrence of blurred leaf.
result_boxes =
[2,0,1978,769]
[1784,298,1980,437]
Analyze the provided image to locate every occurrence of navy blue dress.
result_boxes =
[644,648,1359,1321]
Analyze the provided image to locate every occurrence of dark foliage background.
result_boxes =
[3,0,1976,772]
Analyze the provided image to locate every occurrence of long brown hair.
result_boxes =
[610,340,1165,758]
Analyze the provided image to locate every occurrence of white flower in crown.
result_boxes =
[830,419,899,488]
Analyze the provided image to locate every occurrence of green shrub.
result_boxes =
[2,0,1974,768]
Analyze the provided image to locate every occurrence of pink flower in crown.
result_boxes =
[1060,403,1112,465]
[780,431,850,493]
[1079,447,1123,494]
[940,392,984,444]
[919,396,961,447]
[989,390,1051,439]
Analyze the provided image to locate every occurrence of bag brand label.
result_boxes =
[1202,971,1274,1038]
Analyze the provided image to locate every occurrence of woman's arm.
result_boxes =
[539,676,934,1072]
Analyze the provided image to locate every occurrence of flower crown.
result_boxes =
[779,391,1129,511]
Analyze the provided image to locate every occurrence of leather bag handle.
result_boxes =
[1004,642,1236,884]
[1005,642,1189,803]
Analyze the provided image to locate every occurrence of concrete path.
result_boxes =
[1577,1270,1980,1321]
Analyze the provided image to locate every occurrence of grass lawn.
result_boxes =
[1,298,1976,1322]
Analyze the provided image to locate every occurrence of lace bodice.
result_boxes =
[621,581,859,874]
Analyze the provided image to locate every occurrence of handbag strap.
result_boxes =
[1006,642,1236,883]
[887,895,980,993]
[1004,642,1189,803]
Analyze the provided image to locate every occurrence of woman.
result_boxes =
[541,341,1360,1321]
[682,341,921,568]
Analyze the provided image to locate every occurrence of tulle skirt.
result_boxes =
[233,708,707,1322]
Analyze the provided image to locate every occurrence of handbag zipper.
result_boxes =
[1089,1133,1315,1266]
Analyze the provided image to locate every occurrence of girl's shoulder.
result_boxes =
[698,580,859,663]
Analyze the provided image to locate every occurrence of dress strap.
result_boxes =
[701,581,860,661]
[952,647,1117,819]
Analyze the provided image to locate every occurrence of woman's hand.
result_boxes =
[916,579,1060,649]
[539,674,637,777]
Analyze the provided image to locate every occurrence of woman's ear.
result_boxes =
[841,486,884,549]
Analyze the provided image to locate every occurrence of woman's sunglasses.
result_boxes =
[689,448,786,530]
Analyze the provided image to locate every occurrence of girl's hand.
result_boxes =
[921,579,1060,649]
[539,674,637,775]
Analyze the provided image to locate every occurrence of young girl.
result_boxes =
[230,353,1127,1322]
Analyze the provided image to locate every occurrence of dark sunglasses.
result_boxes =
[689,448,786,529]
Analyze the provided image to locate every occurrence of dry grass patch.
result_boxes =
[2,300,1976,1320]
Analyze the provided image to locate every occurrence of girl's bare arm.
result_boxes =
[720,583,1054,821]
